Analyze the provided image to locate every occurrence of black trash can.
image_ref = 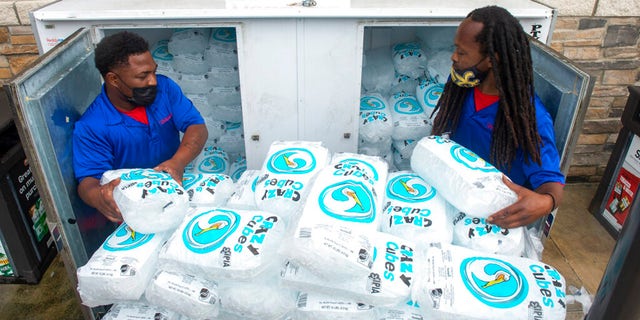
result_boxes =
[587,86,640,319]
[0,120,57,284]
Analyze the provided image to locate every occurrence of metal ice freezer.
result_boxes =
[4,0,592,318]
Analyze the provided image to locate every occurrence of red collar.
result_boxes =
[474,87,500,112]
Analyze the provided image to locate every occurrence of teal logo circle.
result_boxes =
[394,97,424,115]
[386,173,436,203]
[198,155,228,174]
[460,257,528,308]
[212,28,236,42]
[318,180,376,223]
[103,224,154,252]
[360,96,386,111]
[266,148,316,174]
[450,145,498,173]
[182,173,203,189]
[152,40,173,61]
[183,209,240,254]
[422,83,444,108]
[121,169,172,181]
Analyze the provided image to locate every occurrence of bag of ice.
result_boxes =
[410,136,517,218]
[113,169,188,234]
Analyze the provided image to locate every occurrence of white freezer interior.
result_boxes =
[93,24,462,171]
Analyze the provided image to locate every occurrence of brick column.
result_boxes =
[551,17,640,182]
[0,0,54,85]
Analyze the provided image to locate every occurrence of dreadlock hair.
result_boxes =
[431,5,542,171]
[94,31,149,77]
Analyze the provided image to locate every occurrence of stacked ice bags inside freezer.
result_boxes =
[153,28,246,181]
[86,140,568,320]
[359,39,448,171]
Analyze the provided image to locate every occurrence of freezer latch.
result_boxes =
[290,0,317,6]
[302,0,317,6]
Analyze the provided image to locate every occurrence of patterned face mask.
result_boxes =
[450,58,489,88]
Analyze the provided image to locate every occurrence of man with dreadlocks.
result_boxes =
[431,6,564,229]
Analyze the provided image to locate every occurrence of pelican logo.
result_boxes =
[460,257,528,308]
[450,145,498,173]
[183,209,240,254]
[212,28,236,42]
[103,224,154,252]
[394,96,424,115]
[386,173,436,203]
[198,155,228,174]
[318,180,376,223]
[360,96,386,111]
[182,173,203,190]
[266,148,316,174]
[121,169,171,182]
[422,83,444,108]
[151,40,172,61]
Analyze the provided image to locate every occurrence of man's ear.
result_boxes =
[105,71,119,87]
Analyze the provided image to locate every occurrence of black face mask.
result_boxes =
[115,73,157,107]
[450,57,489,88]
[127,86,157,107]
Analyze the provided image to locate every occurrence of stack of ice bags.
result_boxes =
[254,140,331,225]
[81,139,568,319]
[360,41,446,171]
[153,27,245,171]
[411,244,567,320]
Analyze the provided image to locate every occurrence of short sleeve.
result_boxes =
[73,120,114,182]
[162,76,205,132]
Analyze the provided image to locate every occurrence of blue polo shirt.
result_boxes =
[73,74,205,182]
[451,91,565,190]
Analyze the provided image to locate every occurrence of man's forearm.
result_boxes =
[173,124,208,168]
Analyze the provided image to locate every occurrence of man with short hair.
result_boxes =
[73,31,207,222]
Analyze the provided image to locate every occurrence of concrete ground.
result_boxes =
[0,182,616,319]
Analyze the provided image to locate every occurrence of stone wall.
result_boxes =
[0,0,51,81]
[536,0,640,182]
[1,0,639,183]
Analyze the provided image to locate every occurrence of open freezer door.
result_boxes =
[4,27,112,320]
[529,39,595,240]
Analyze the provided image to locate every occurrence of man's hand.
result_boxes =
[155,124,208,185]
[154,160,184,186]
[78,177,123,223]
[487,175,557,229]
